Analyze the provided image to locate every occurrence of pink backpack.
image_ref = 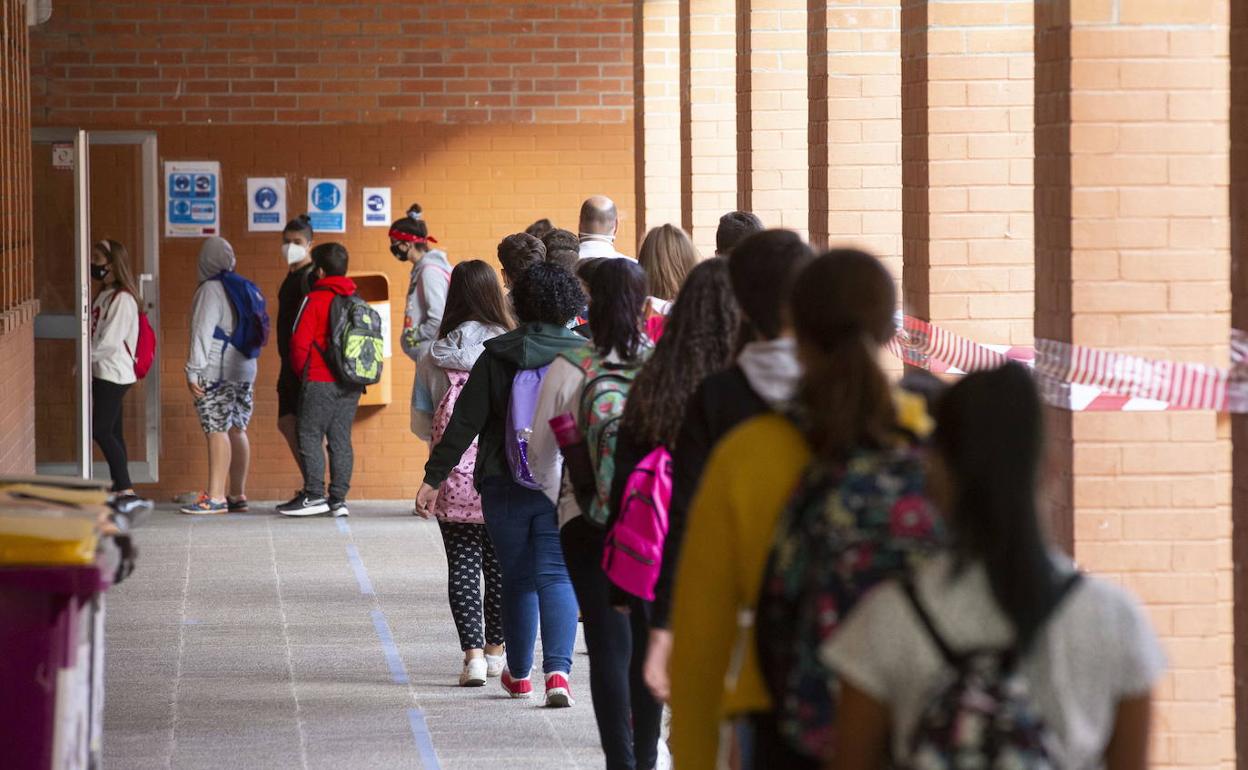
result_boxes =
[602,445,672,600]
[431,369,484,524]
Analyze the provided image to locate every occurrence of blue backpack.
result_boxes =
[211,271,269,359]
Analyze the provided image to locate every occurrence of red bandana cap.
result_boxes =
[388,229,438,245]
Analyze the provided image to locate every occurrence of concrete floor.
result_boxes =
[102,502,607,770]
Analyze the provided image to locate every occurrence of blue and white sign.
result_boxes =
[362,187,391,227]
[164,161,220,237]
[246,177,286,232]
[307,178,347,234]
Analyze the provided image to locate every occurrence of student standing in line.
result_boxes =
[528,259,653,768]
[275,215,316,502]
[89,238,147,510]
[667,249,940,770]
[411,260,513,687]
[415,259,587,707]
[391,203,452,415]
[642,229,813,702]
[826,364,1165,770]
[635,224,699,341]
[181,237,261,515]
[712,210,764,256]
[279,243,364,518]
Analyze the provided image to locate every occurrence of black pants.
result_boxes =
[561,517,663,770]
[91,378,132,492]
[438,520,506,651]
[297,381,360,499]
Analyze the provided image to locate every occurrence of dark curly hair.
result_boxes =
[623,258,740,448]
[588,259,647,360]
[511,262,586,326]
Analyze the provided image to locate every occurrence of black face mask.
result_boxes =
[390,243,408,261]
[90,264,110,281]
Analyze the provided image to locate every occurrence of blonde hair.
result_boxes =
[94,239,140,299]
[637,224,698,301]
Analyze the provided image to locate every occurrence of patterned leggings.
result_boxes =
[438,520,506,651]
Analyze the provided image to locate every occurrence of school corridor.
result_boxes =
[103,502,603,770]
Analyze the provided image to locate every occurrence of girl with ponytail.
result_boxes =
[389,203,453,427]
[668,248,942,770]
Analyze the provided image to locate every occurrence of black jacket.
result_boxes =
[649,365,770,628]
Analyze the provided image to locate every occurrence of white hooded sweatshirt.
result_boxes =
[91,286,139,385]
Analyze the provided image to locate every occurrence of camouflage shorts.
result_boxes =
[193,380,254,434]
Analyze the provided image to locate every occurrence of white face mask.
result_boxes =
[282,242,308,266]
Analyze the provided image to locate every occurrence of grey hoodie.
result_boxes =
[184,237,258,386]
[411,320,507,439]
[737,336,802,408]
[401,249,452,363]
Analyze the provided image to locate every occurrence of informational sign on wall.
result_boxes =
[362,187,391,227]
[165,161,221,238]
[52,142,74,171]
[307,178,347,233]
[246,177,286,232]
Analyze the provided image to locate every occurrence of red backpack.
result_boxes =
[112,290,157,380]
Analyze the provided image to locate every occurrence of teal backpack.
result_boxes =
[561,345,650,527]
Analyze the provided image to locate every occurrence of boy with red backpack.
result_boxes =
[181,237,266,515]
[280,243,382,518]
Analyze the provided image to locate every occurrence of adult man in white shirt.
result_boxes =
[577,195,634,261]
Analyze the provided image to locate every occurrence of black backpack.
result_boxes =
[311,288,384,387]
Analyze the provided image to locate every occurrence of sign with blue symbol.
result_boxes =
[246,177,286,232]
[307,178,347,233]
[362,187,391,227]
[165,161,220,237]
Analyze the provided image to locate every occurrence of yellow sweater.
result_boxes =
[668,394,932,769]
[668,413,811,770]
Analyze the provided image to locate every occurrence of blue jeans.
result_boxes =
[480,477,579,677]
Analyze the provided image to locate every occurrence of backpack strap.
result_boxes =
[903,571,1084,670]
[901,579,963,667]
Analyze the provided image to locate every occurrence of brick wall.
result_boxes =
[1035,2,1234,766]
[1232,0,1248,760]
[30,0,632,125]
[0,0,37,475]
[30,1,635,500]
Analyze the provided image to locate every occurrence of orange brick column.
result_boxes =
[807,1,902,272]
[1036,2,1233,766]
[901,0,1034,346]
[1232,0,1248,762]
[634,0,683,246]
[681,0,738,254]
[737,0,808,236]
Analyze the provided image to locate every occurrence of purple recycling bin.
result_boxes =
[0,563,111,770]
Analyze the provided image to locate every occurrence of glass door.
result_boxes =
[30,129,161,483]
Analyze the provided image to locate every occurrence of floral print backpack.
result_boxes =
[754,444,945,760]
[431,369,483,524]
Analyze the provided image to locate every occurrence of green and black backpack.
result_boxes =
[313,288,385,387]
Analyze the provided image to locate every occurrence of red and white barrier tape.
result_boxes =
[889,316,1247,412]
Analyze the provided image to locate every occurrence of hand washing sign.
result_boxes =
[165,161,220,238]
[246,177,286,232]
[308,178,347,233]
[362,187,391,227]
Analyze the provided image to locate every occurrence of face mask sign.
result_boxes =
[282,242,308,266]
[91,264,110,282]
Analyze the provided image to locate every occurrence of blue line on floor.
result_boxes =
[407,708,442,770]
[336,517,350,534]
[370,608,409,685]
[345,543,375,595]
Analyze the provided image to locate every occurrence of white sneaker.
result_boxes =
[485,653,505,678]
[460,657,487,687]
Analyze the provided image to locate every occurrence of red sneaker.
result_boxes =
[544,672,574,708]
[500,669,532,699]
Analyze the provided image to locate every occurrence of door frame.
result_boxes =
[31,128,162,483]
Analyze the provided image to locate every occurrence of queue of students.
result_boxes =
[91,191,1165,770]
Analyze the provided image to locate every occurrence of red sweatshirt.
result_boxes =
[289,275,357,382]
